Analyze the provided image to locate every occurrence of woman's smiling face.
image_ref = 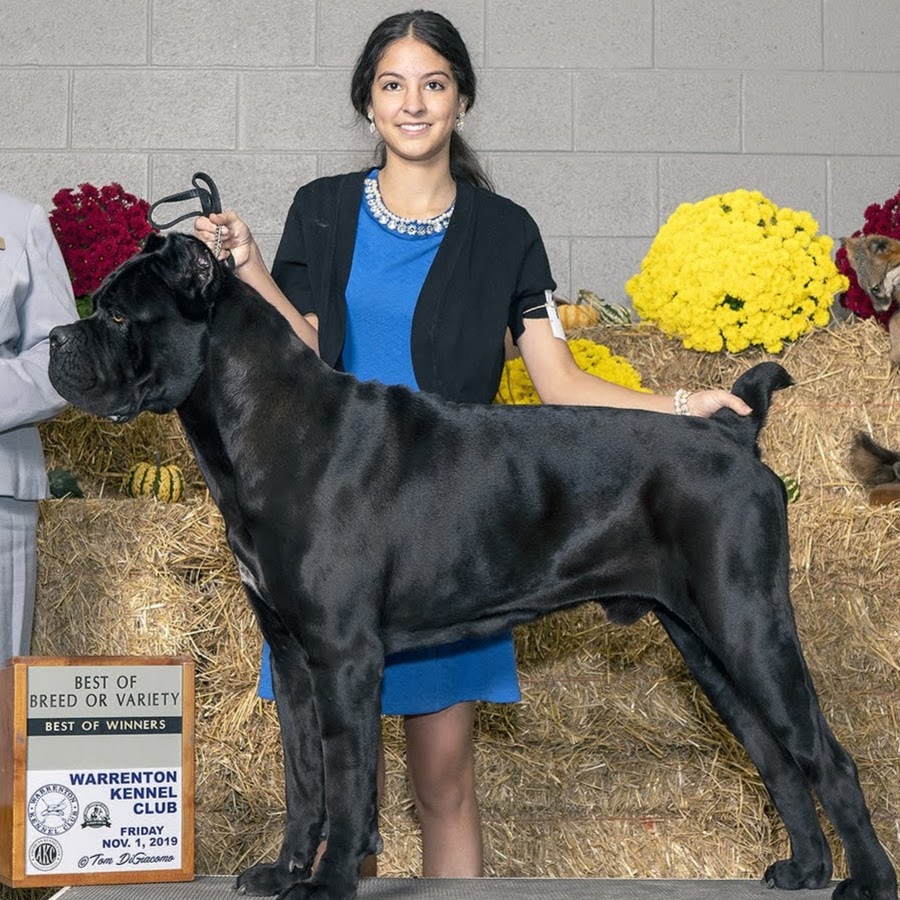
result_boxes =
[368,35,466,167]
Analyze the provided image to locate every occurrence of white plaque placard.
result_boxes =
[1,656,194,887]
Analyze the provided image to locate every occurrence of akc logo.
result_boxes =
[28,784,79,836]
[29,838,62,871]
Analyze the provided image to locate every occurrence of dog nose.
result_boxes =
[49,326,69,349]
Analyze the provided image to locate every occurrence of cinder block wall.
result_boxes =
[3,0,900,303]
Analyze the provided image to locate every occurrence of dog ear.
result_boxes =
[156,233,220,320]
[142,232,166,254]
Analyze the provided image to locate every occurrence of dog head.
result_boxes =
[49,232,221,422]
[841,234,900,312]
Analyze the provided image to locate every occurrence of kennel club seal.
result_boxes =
[48,233,897,900]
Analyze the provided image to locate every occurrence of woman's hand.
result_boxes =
[682,388,751,418]
[194,210,257,271]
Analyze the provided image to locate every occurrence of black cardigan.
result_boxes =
[271,170,555,405]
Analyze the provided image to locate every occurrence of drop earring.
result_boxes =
[368,114,376,135]
[455,112,465,133]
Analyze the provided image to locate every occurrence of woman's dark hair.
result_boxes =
[350,9,493,191]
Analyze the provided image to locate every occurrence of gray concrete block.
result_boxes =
[659,155,827,232]
[72,70,237,149]
[572,237,651,306]
[318,152,381,178]
[542,237,571,300]
[656,0,821,70]
[825,0,900,71]
[829,157,900,240]
[745,73,900,155]
[468,71,572,152]
[240,71,368,151]
[3,0,147,65]
[490,153,657,238]
[0,70,69,149]
[486,0,652,69]
[151,153,317,235]
[152,0,315,67]
[0,153,149,216]
[575,72,740,152]
[254,232,283,271]
[317,1,485,67]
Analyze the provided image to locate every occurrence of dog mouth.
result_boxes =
[106,410,138,424]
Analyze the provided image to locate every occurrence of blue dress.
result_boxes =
[259,175,521,715]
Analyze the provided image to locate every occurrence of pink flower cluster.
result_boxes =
[835,186,900,329]
[49,183,155,311]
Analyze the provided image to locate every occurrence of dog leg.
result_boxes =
[655,608,832,889]
[277,620,383,900]
[236,602,327,896]
[697,597,897,900]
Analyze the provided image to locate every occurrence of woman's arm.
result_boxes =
[517,318,751,418]
[195,212,321,354]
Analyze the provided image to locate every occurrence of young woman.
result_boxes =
[196,9,750,877]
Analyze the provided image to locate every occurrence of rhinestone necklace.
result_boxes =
[364,175,455,236]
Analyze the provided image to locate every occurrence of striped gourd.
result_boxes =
[126,458,185,502]
[780,474,800,504]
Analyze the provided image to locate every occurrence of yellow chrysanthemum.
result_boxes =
[495,338,649,405]
[625,189,848,353]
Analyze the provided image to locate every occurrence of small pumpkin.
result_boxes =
[780,474,800,503]
[557,300,600,330]
[126,456,185,502]
[48,468,84,499]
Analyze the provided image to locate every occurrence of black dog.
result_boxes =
[48,233,897,900]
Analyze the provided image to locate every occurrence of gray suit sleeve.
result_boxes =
[0,201,79,432]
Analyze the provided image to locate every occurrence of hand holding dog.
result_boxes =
[195,210,256,269]
[685,388,752,418]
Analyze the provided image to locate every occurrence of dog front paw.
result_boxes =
[763,857,831,891]
[236,860,304,896]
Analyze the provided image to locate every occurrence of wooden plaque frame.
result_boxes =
[0,655,194,887]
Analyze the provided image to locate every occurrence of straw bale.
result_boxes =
[28,318,900,882]
[38,408,205,499]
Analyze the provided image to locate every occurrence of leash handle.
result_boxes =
[147,171,234,269]
[147,171,224,229]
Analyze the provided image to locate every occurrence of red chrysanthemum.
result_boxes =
[835,186,900,329]
[49,182,156,315]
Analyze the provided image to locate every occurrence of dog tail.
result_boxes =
[712,362,793,452]
[849,431,900,486]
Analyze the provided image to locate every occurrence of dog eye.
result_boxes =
[110,311,126,324]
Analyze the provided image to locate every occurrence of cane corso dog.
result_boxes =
[48,233,897,900]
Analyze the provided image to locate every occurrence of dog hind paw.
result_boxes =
[275,878,356,900]
[763,858,831,891]
[831,876,899,900]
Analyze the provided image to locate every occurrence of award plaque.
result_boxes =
[0,656,194,886]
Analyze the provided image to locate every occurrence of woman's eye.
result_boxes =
[425,81,444,90]
[382,81,400,91]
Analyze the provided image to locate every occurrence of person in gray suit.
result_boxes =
[1,190,78,670]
